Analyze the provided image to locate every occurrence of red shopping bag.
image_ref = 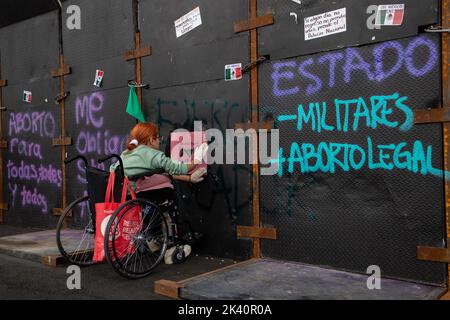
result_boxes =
[113,177,142,259]
[93,172,142,262]
[93,171,119,262]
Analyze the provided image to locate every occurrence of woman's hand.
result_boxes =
[171,143,208,173]
[190,167,207,183]
[194,143,208,164]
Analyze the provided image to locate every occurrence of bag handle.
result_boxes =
[121,176,137,203]
[104,171,116,205]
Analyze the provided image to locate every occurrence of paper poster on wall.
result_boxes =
[375,4,405,26]
[175,7,202,38]
[304,8,347,41]
[225,63,242,81]
[23,90,32,103]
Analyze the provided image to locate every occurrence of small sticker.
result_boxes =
[291,0,302,4]
[23,91,32,103]
[225,63,242,81]
[304,8,347,41]
[93,69,104,87]
[375,4,405,26]
[175,7,202,38]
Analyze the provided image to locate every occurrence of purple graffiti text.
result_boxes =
[76,130,122,156]
[10,138,43,160]
[7,160,62,187]
[76,92,104,128]
[20,185,48,213]
[8,183,17,207]
[9,111,56,138]
[272,36,438,97]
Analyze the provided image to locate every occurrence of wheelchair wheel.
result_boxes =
[56,196,95,266]
[104,199,169,279]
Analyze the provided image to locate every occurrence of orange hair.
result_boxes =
[126,122,158,151]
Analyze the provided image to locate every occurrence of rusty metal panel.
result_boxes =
[440,0,450,286]
[418,246,450,263]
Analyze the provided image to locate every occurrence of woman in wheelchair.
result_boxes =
[111,122,207,264]
[112,122,206,198]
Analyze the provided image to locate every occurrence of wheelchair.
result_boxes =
[56,153,202,279]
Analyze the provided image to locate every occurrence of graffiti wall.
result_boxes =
[0,0,446,282]
[0,11,61,227]
[140,0,253,259]
[63,0,136,213]
[260,33,446,285]
[0,0,253,261]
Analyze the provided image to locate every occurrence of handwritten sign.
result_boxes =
[304,8,347,41]
[175,7,202,38]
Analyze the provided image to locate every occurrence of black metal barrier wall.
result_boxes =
[62,0,136,215]
[0,11,61,228]
[259,0,446,285]
[0,0,447,279]
[139,0,252,259]
[0,0,254,260]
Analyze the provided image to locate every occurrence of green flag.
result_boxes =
[126,86,145,122]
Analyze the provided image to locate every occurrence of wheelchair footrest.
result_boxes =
[164,245,191,265]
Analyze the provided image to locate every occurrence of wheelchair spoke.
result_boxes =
[105,199,169,278]
[56,196,95,266]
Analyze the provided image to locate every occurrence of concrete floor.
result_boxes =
[0,225,45,237]
[0,225,237,300]
[180,259,445,300]
[0,252,236,300]
[0,229,93,262]
[0,225,445,300]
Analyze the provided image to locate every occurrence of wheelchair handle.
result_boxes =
[65,155,88,167]
[98,154,124,178]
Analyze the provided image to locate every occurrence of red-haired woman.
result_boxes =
[110,122,206,263]
[112,122,206,201]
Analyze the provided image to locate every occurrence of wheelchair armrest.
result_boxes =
[128,169,166,181]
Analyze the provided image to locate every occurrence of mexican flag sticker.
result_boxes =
[225,63,242,81]
[93,69,104,87]
[375,4,405,26]
[23,90,32,103]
